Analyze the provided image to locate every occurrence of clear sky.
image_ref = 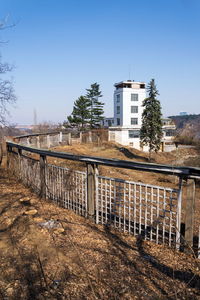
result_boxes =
[1,0,200,125]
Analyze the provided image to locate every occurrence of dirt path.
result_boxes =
[0,167,200,299]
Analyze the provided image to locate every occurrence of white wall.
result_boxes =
[109,127,176,152]
[113,86,146,127]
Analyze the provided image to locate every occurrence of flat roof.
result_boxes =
[114,80,145,87]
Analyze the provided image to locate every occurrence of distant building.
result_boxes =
[179,112,188,116]
[15,125,35,130]
[107,80,176,152]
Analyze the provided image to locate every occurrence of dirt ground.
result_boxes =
[1,165,200,300]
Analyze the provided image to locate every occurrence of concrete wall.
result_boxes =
[14,131,108,149]
[109,128,176,152]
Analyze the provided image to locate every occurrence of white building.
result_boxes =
[108,80,176,152]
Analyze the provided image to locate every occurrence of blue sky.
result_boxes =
[1,0,200,125]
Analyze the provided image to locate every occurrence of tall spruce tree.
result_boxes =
[86,83,104,128]
[67,96,90,129]
[140,79,163,159]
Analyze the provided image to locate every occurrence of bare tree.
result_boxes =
[0,18,16,125]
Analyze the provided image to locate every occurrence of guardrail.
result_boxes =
[6,140,200,254]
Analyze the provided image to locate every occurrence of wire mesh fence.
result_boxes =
[96,176,182,248]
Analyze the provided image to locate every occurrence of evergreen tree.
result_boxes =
[86,83,104,128]
[140,79,163,159]
[67,96,90,129]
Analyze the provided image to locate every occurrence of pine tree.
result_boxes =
[140,79,163,160]
[67,96,91,129]
[86,83,104,128]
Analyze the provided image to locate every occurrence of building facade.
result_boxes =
[108,80,176,152]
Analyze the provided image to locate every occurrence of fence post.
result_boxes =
[6,144,10,169]
[18,148,22,179]
[87,163,98,219]
[185,178,195,251]
[59,131,63,143]
[47,135,50,148]
[0,143,3,165]
[68,133,71,145]
[37,136,40,148]
[176,177,183,249]
[79,131,82,143]
[88,131,92,143]
[40,155,46,198]
[27,137,30,146]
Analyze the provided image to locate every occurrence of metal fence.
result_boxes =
[96,176,182,248]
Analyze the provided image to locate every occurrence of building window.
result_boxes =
[117,118,120,126]
[131,106,138,113]
[116,94,120,103]
[131,118,138,125]
[129,130,140,138]
[117,106,120,114]
[131,93,138,101]
[165,129,175,137]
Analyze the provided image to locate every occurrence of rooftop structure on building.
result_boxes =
[114,80,146,89]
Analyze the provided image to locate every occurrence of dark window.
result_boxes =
[131,94,138,101]
[117,118,120,126]
[131,118,138,125]
[116,94,120,102]
[117,106,120,114]
[129,130,140,138]
[165,129,175,137]
[131,106,138,113]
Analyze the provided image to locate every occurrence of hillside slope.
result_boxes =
[169,114,200,140]
[1,166,200,299]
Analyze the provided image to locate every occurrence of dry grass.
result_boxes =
[1,166,200,299]
[47,142,199,185]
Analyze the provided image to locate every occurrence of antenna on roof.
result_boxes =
[128,64,131,80]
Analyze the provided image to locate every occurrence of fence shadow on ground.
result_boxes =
[115,146,150,162]
[80,222,200,299]
[136,235,200,289]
